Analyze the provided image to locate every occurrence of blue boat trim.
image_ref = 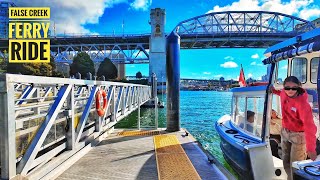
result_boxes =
[263,40,320,65]
[264,28,320,54]
[231,85,267,93]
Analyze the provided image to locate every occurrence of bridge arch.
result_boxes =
[173,11,315,48]
[165,11,315,131]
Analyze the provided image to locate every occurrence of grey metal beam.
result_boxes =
[17,84,72,175]
[0,76,16,179]
[75,86,98,144]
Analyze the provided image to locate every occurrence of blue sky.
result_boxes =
[14,0,320,80]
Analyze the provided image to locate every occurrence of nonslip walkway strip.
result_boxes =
[154,135,201,180]
[117,130,160,136]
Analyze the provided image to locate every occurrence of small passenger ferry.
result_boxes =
[215,27,320,179]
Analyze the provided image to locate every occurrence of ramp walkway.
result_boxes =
[57,129,231,180]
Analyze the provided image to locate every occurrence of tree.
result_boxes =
[5,55,61,76]
[136,71,142,79]
[97,57,118,80]
[6,61,53,76]
[0,57,5,73]
[69,52,95,78]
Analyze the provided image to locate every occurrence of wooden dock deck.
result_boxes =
[56,129,232,180]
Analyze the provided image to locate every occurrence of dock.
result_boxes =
[56,129,232,180]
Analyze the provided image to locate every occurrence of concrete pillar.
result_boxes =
[166,32,180,132]
[116,63,125,79]
[149,8,166,94]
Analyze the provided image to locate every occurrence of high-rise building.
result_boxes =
[0,1,16,38]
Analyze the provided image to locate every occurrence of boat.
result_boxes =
[215,27,320,180]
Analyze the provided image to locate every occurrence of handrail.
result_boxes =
[0,73,151,179]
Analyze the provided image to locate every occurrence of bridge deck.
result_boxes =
[57,129,230,180]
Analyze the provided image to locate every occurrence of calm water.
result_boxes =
[116,91,232,164]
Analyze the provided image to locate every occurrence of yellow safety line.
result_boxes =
[117,130,160,136]
[154,135,201,180]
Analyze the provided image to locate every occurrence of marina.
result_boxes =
[1,1,320,179]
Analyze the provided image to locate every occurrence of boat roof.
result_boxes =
[264,28,320,55]
[262,28,320,64]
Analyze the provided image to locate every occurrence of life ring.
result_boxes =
[95,89,107,117]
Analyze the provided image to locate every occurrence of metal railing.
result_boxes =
[0,74,151,179]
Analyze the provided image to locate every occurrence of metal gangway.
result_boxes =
[0,74,151,179]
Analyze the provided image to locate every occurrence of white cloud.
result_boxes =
[281,65,288,69]
[191,73,197,75]
[299,8,320,19]
[214,74,223,78]
[248,73,253,78]
[130,0,152,11]
[203,72,211,75]
[129,65,135,68]
[14,0,128,34]
[224,56,234,60]
[207,0,318,20]
[220,61,238,68]
[251,54,259,59]
[250,61,257,65]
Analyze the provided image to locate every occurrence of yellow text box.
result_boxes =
[9,7,50,19]
[9,39,50,63]
[9,22,50,39]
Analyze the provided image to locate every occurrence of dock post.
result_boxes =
[155,96,158,129]
[138,96,141,130]
[166,31,180,132]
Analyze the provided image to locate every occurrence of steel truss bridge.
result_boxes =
[0,11,315,64]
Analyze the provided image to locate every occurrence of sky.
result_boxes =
[13,0,320,80]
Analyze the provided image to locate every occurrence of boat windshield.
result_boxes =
[232,94,265,138]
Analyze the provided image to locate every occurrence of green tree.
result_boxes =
[5,55,58,76]
[136,71,142,79]
[97,57,118,80]
[69,52,95,78]
[0,57,5,73]
[6,62,53,76]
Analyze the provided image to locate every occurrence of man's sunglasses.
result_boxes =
[284,87,299,91]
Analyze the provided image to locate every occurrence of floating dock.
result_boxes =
[56,129,234,180]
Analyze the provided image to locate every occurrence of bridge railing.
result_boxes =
[0,74,151,179]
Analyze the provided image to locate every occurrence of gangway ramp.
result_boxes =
[57,129,232,180]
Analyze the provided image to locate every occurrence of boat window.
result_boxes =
[232,97,246,126]
[276,60,288,85]
[311,57,319,84]
[272,95,282,117]
[235,96,264,138]
[291,57,307,83]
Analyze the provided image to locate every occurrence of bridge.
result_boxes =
[0,10,316,180]
[0,11,315,64]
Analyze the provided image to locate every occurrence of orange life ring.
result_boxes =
[95,90,108,117]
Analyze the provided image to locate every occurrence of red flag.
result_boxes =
[239,65,246,87]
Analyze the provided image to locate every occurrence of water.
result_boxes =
[116,91,232,164]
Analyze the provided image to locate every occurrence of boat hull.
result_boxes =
[215,115,261,180]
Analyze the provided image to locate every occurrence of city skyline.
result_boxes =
[13,0,320,80]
